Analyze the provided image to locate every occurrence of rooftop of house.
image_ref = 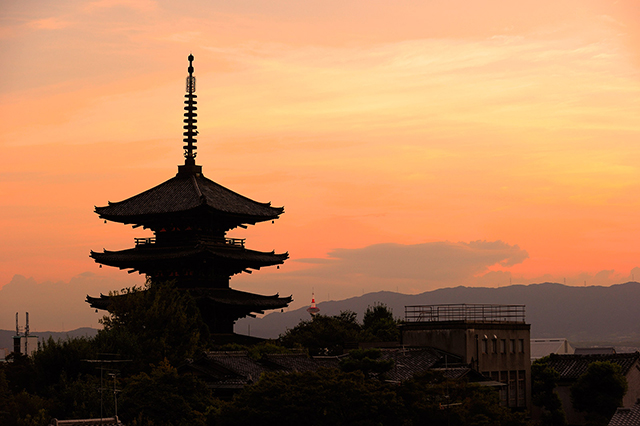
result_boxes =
[546,352,640,380]
[608,400,640,426]
[179,347,481,389]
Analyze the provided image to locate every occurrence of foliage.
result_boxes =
[0,370,50,426]
[279,311,362,355]
[570,361,628,426]
[48,373,104,421]
[3,352,37,394]
[217,368,402,426]
[219,367,530,426]
[32,336,97,389]
[339,348,394,379]
[362,304,401,342]
[399,371,530,426]
[95,280,209,368]
[119,359,219,426]
[531,357,566,426]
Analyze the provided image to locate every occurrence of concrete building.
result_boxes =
[400,304,531,409]
[531,338,574,360]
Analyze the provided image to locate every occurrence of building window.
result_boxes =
[518,339,524,353]
[500,339,506,354]
[517,370,526,407]
[510,339,516,353]
[499,371,508,406]
[509,371,517,406]
[492,339,498,354]
[482,338,488,354]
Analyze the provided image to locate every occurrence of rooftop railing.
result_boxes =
[405,304,526,323]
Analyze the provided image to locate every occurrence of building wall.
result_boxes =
[623,361,640,408]
[12,335,38,357]
[555,360,640,426]
[401,321,531,409]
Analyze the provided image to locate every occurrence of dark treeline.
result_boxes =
[0,281,534,426]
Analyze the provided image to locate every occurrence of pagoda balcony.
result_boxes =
[135,237,156,246]
[134,236,245,248]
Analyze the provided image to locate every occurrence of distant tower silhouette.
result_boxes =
[307,293,320,316]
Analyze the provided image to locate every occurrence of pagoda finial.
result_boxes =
[183,54,198,164]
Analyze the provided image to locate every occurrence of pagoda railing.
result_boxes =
[134,236,245,248]
[135,237,156,246]
[223,238,245,248]
[404,304,525,323]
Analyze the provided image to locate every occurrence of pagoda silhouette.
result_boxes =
[87,55,292,334]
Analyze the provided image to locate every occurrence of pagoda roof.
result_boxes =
[189,287,292,310]
[95,170,283,226]
[87,287,292,313]
[90,243,288,273]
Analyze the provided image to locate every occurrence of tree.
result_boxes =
[32,336,97,389]
[531,357,566,426]
[279,311,362,355]
[339,348,394,379]
[570,361,628,426]
[362,304,401,342]
[94,280,209,368]
[398,371,529,426]
[217,368,402,426]
[119,359,219,426]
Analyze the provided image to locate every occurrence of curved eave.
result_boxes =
[95,204,283,229]
[94,172,285,226]
[90,247,288,273]
[87,288,293,314]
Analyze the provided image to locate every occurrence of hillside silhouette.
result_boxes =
[237,282,640,343]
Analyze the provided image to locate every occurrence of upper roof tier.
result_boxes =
[94,55,284,228]
[95,171,284,227]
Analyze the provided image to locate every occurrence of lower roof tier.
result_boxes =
[87,287,292,316]
[90,243,288,276]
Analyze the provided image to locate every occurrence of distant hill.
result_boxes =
[0,327,98,352]
[2,283,638,352]
[237,282,640,344]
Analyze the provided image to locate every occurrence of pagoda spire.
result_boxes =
[183,54,198,165]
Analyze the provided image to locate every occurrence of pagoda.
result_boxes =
[87,55,292,334]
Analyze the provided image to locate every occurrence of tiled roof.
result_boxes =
[204,351,268,383]
[95,171,283,224]
[263,353,341,372]
[86,288,292,312]
[190,288,292,309]
[50,417,123,426]
[608,402,640,426]
[182,348,486,390]
[90,244,288,271]
[546,352,640,380]
[379,347,463,382]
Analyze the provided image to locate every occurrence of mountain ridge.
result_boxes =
[237,282,640,342]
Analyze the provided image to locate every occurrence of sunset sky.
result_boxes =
[2,0,640,332]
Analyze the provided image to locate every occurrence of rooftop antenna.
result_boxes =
[25,312,30,355]
[15,312,19,336]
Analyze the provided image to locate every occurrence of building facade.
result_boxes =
[400,304,531,409]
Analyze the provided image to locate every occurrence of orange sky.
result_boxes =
[2,0,640,331]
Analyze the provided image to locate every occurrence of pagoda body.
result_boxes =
[88,55,291,334]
